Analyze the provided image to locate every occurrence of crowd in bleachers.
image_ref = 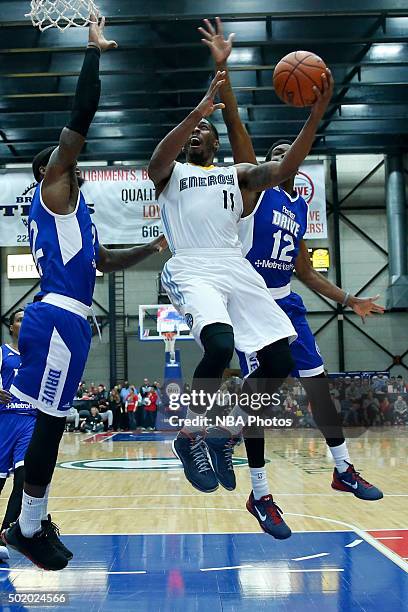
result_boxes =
[67,379,162,433]
[278,374,408,428]
[66,374,408,433]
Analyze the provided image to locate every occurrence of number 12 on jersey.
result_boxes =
[271,230,295,262]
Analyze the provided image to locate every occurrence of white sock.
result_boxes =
[224,405,249,436]
[250,467,270,500]
[182,408,207,435]
[41,485,51,522]
[19,492,45,537]
[329,441,351,473]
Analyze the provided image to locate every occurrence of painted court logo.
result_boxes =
[57,457,262,472]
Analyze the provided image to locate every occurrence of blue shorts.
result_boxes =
[238,291,324,378]
[0,412,36,478]
[11,301,92,417]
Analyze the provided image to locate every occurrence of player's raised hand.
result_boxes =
[88,15,118,52]
[310,68,334,120]
[0,388,12,404]
[196,71,226,117]
[199,17,235,65]
[349,294,385,323]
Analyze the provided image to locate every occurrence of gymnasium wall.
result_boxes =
[1,153,407,386]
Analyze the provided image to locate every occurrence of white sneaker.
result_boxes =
[0,545,10,561]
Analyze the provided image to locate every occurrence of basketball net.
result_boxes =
[162,332,177,364]
[26,0,100,31]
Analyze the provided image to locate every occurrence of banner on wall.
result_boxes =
[295,161,327,239]
[0,167,161,247]
[0,162,327,247]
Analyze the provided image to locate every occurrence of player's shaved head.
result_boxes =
[265,139,293,162]
[32,146,57,182]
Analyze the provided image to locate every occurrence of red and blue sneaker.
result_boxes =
[331,462,383,500]
[246,492,292,539]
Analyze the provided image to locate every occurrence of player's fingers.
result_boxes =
[203,18,216,36]
[198,27,213,41]
[228,33,236,45]
[100,15,105,29]
[213,103,225,111]
[211,70,226,87]
[201,39,213,50]
[312,85,322,100]
[216,16,224,36]
[212,79,226,94]
[320,72,328,93]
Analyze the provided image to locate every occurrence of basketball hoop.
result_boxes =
[162,332,177,364]
[26,0,100,31]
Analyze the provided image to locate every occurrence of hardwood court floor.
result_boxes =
[1,427,405,537]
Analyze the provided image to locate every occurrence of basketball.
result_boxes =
[273,50,328,107]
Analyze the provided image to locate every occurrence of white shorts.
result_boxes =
[161,248,297,354]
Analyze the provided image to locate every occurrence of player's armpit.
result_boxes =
[41,128,85,215]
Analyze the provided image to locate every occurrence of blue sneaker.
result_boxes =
[331,462,383,500]
[246,492,292,539]
[172,432,218,493]
[206,427,240,491]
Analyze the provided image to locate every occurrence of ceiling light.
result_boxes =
[370,43,404,59]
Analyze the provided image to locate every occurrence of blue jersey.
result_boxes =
[0,344,36,417]
[29,183,100,307]
[239,186,308,289]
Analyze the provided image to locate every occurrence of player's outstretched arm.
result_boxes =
[295,240,385,322]
[42,17,117,215]
[236,70,334,198]
[148,71,226,196]
[97,236,168,273]
[199,17,257,165]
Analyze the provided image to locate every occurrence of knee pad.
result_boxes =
[200,323,235,369]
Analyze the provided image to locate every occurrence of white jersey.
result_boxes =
[158,162,244,253]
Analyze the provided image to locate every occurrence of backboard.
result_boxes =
[138,304,194,342]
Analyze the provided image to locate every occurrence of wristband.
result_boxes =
[341,291,350,307]
[87,42,101,54]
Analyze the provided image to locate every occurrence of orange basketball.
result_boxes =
[273,50,328,107]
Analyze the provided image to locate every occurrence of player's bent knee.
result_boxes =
[258,338,295,379]
[200,323,235,367]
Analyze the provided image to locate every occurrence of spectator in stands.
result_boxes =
[109,386,122,431]
[76,381,88,399]
[371,376,384,394]
[379,396,392,425]
[96,383,109,404]
[126,386,139,430]
[329,382,341,413]
[362,391,381,426]
[140,378,151,399]
[65,407,80,432]
[346,381,362,406]
[144,387,158,430]
[120,381,130,406]
[81,406,104,433]
[393,395,408,424]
